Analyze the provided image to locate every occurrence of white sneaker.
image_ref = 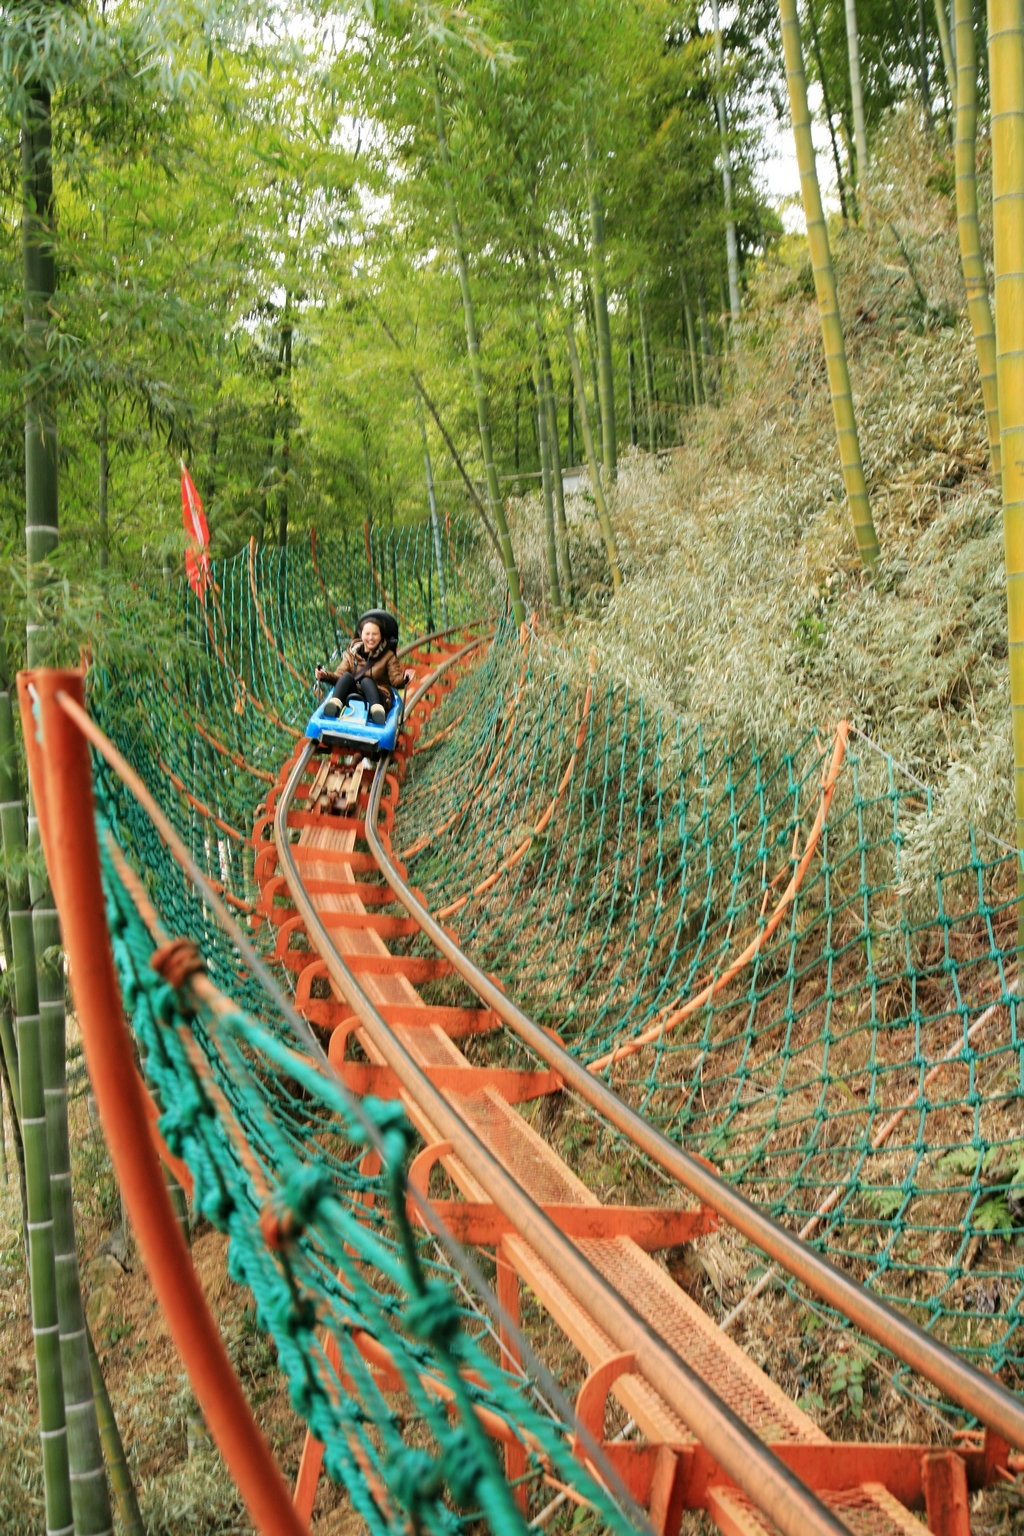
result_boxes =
[369,703,386,725]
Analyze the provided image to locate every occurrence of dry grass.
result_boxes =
[502,109,1011,888]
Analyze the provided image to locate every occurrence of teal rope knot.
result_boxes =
[361,1096,416,1168]
[386,1445,443,1515]
[404,1283,461,1348]
[261,1162,333,1249]
[153,980,182,1026]
[283,1290,319,1338]
[441,1427,484,1508]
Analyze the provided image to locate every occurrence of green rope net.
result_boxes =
[86,516,1024,1527]
[396,632,1024,1404]
[86,528,643,1534]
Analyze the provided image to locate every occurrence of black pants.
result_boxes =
[332,673,386,711]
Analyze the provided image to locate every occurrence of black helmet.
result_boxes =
[356,609,398,649]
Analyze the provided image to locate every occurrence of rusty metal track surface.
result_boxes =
[257,632,1005,1536]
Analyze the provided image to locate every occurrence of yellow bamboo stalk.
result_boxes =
[988,0,1024,954]
[779,0,880,572]
[936,0,958,108]
[957,0,1001,473]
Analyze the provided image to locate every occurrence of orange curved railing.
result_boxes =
[22,668,307,1536]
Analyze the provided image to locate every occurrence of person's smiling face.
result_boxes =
[360,621,382,651]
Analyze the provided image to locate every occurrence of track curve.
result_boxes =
[257,628,1018,1536]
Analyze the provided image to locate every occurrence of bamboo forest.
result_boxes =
[8,2,1024,1534]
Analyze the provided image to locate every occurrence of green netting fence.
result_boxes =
[83,525,647,1534]
[84,514,1024,1511]
[395,630,1024,1403]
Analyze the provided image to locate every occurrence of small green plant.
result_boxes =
[861,1184,905,1221]
[823,1343,877,1418]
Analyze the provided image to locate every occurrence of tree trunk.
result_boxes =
[955,0,1000,471]
[98,394,109,572]
[779,0,880,572]
[541,343,573,601]
[534,357,563,627]
[585,132,617,479]
[433,66,525,624]
[628,320,639,440]
[711,0,742,323]
[415,390,450,627]
[636,277,656,450]
[987,0,1024,956]
[844,0,871,209]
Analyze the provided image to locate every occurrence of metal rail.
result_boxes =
[363,664,1024,1455]
[275,648,855,1536]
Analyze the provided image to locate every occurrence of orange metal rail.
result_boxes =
[261,635,1000,1536]
[363,691,1024,1458]
[22,668,308,1536]
[21,621,1017,1536]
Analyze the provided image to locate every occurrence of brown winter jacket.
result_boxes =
[330,640,406,703]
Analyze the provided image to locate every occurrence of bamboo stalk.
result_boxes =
[414,391,450,629]
[552,270,622,589]
[711,0,741,323]
[97,394,109,573]
[534,353,563,628]
[916,0,936,129]
[956,0,1001,472]
[541,345,574,602]
[582,277,603,445]
[432,64,525,625]
[679,267,704,406]
[779,0,881,572]
[87,1326,144,1536]
[19,97,76,1536]
[0,651,71,1535]
[585,131,617,478]
[22,93,113,1531]
[697,282,719,405]
[0,881,29,1263]
[636,276,657,449]
[936,0,958,106]
[843,0,870,206]
[806,0,850,221]
[988,0,1024,956]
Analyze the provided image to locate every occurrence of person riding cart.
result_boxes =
[316,610,405,725]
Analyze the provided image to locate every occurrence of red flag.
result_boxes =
[181,460,211,599]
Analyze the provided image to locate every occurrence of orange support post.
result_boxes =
[922,1450,971,1536]
[497,1242,528,1510]
[21,668,307,1536]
